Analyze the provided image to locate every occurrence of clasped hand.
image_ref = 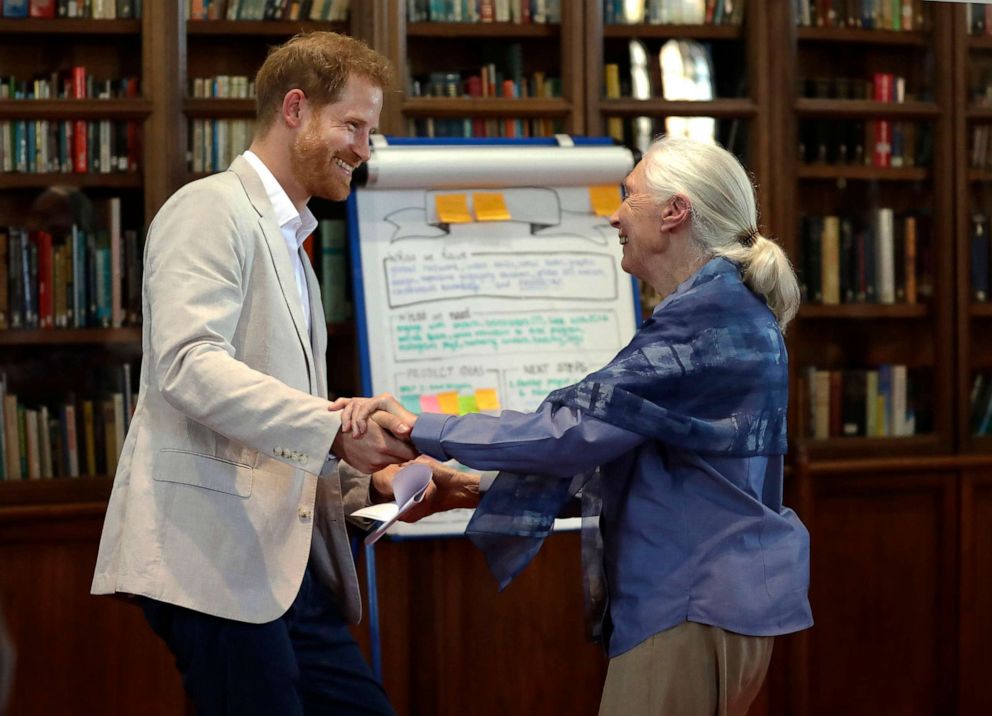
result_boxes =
[328,393,479,520]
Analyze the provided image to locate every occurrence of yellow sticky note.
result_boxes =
[473,192,511,221]
[475,388,500,411]
[589,184,622,217]
[435,193,473,224]
[437,391,461,415]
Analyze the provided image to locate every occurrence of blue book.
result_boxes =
[2,0,29,18]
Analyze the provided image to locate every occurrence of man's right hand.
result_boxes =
[330,418,417,474]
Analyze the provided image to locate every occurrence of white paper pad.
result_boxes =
[351,463,433,545]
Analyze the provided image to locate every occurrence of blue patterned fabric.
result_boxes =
[466,257,789,592]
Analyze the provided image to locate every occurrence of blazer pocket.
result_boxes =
[153,448,253,498]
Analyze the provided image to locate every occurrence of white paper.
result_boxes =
[351,462,433,545]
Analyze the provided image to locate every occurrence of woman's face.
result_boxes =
[609,163,666,281]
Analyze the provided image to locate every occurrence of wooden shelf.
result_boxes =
[799,303,929,319]
[0,99,153,120]
[0,173,142,189]
[186,19,347,36]
[402,97,570,117]
[969,34,992,49]
[796,164,927,181]
[971,303,992,317]
[0,19,140,34]
[795,98,940,119]
[0,475,113,509]
[796,27,929,46]
[598,98,756,117]
[0,327,141,345]
[184,98,256,118]
[968,169,992,182]
[407,21,558,37]
[801,434,941,459]
[603,23,741,39]
[967,106,992,121]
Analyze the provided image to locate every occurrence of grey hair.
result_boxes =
[640,136,801,330]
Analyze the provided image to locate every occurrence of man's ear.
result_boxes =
[282,89,307,130]
[660,194,691,232]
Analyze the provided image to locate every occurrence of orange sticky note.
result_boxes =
[435,193,473,224]
[473,192,511,221]
[437,391,461,415]
[589,185,622,217]
[475,388,500,411]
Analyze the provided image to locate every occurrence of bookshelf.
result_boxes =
[778,1,955,460]
[383,0,583,138]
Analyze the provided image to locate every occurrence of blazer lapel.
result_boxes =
[229,155,317,392]
[303,252,328,398]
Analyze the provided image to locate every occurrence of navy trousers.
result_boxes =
[142,566,395,716]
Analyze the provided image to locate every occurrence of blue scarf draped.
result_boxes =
[465,258,789,596]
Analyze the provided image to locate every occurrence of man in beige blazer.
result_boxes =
[91,33,413,715]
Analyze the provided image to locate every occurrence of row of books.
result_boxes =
[0,212,142,330]
[800,210,926,305]
[801,72,913,102]
[969,125,992,171]
[406,0,561,23]
[0,119,139,175]
[410,69,561,100]
[794,0,924,30]
[0,370,134,481]
[0,0,138,19]
[604,0,743,26]
[967,3,992,36]
[406,116,563,138]
[802,365,925,439]
[799,119,930,169]
[186,0,348,21]
[190,75,254,100]
[0,71,140,101]
[189,118,254,174]
[969,371,992,435]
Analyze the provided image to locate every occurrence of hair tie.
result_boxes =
[737,226,759,247]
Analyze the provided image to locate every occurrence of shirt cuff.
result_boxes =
[411,412,453,461]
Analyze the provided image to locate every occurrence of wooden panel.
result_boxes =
[366,533,606,716]
[806,472,955,715]
[959,471,992,715]
[0,514,186,715]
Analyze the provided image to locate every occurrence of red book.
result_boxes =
[72,67,85,100]
[36,231,53,329]
[73,119,87,173]
[29,0,55,17]
[873,120,892,168]
[479,0,494,22]
[872,72,893,102]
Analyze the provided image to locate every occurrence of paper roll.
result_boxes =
[363,144,636,190]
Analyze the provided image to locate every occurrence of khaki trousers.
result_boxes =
[598,621,773,716]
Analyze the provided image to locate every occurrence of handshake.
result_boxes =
[328,394,480,522]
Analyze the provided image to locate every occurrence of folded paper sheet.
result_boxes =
[351,463,433,545]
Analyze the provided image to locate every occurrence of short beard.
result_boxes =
[289,123,351,202]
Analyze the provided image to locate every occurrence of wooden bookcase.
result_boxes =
[774,3,956,460]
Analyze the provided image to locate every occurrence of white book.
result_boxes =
[192,119,204,173]
[100,119,112,174]
[109,197,123,328]
[65,403,79,478]
[875,208,896,304]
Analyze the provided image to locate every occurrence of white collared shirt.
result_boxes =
[243,150,318,335]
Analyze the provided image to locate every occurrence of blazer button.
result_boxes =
[298,507,312,520]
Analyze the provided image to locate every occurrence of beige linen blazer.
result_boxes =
[91,156,370,624]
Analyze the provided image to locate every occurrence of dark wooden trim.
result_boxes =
[183,98,256,118]
[406,21,558,37]
[0,327,141,345]
[401,97,571,116]
[0,173,142,189]
[595,98,757,117]
[0,99,154,119]
[186,19,348,36]
[0,18,140,34]
[794,98,941,119]
[796,164,928,181]
[602,23,741,39]
[797,303,929,319]
[796,26,928,45]
[0,477,113,509]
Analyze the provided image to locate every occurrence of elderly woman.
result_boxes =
[335,136,812,716]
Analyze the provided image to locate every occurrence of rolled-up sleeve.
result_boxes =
[411,403,645,477]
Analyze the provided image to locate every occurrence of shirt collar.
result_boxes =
[242,150,317,248]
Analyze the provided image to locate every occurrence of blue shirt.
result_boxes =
[412,398,813,658]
